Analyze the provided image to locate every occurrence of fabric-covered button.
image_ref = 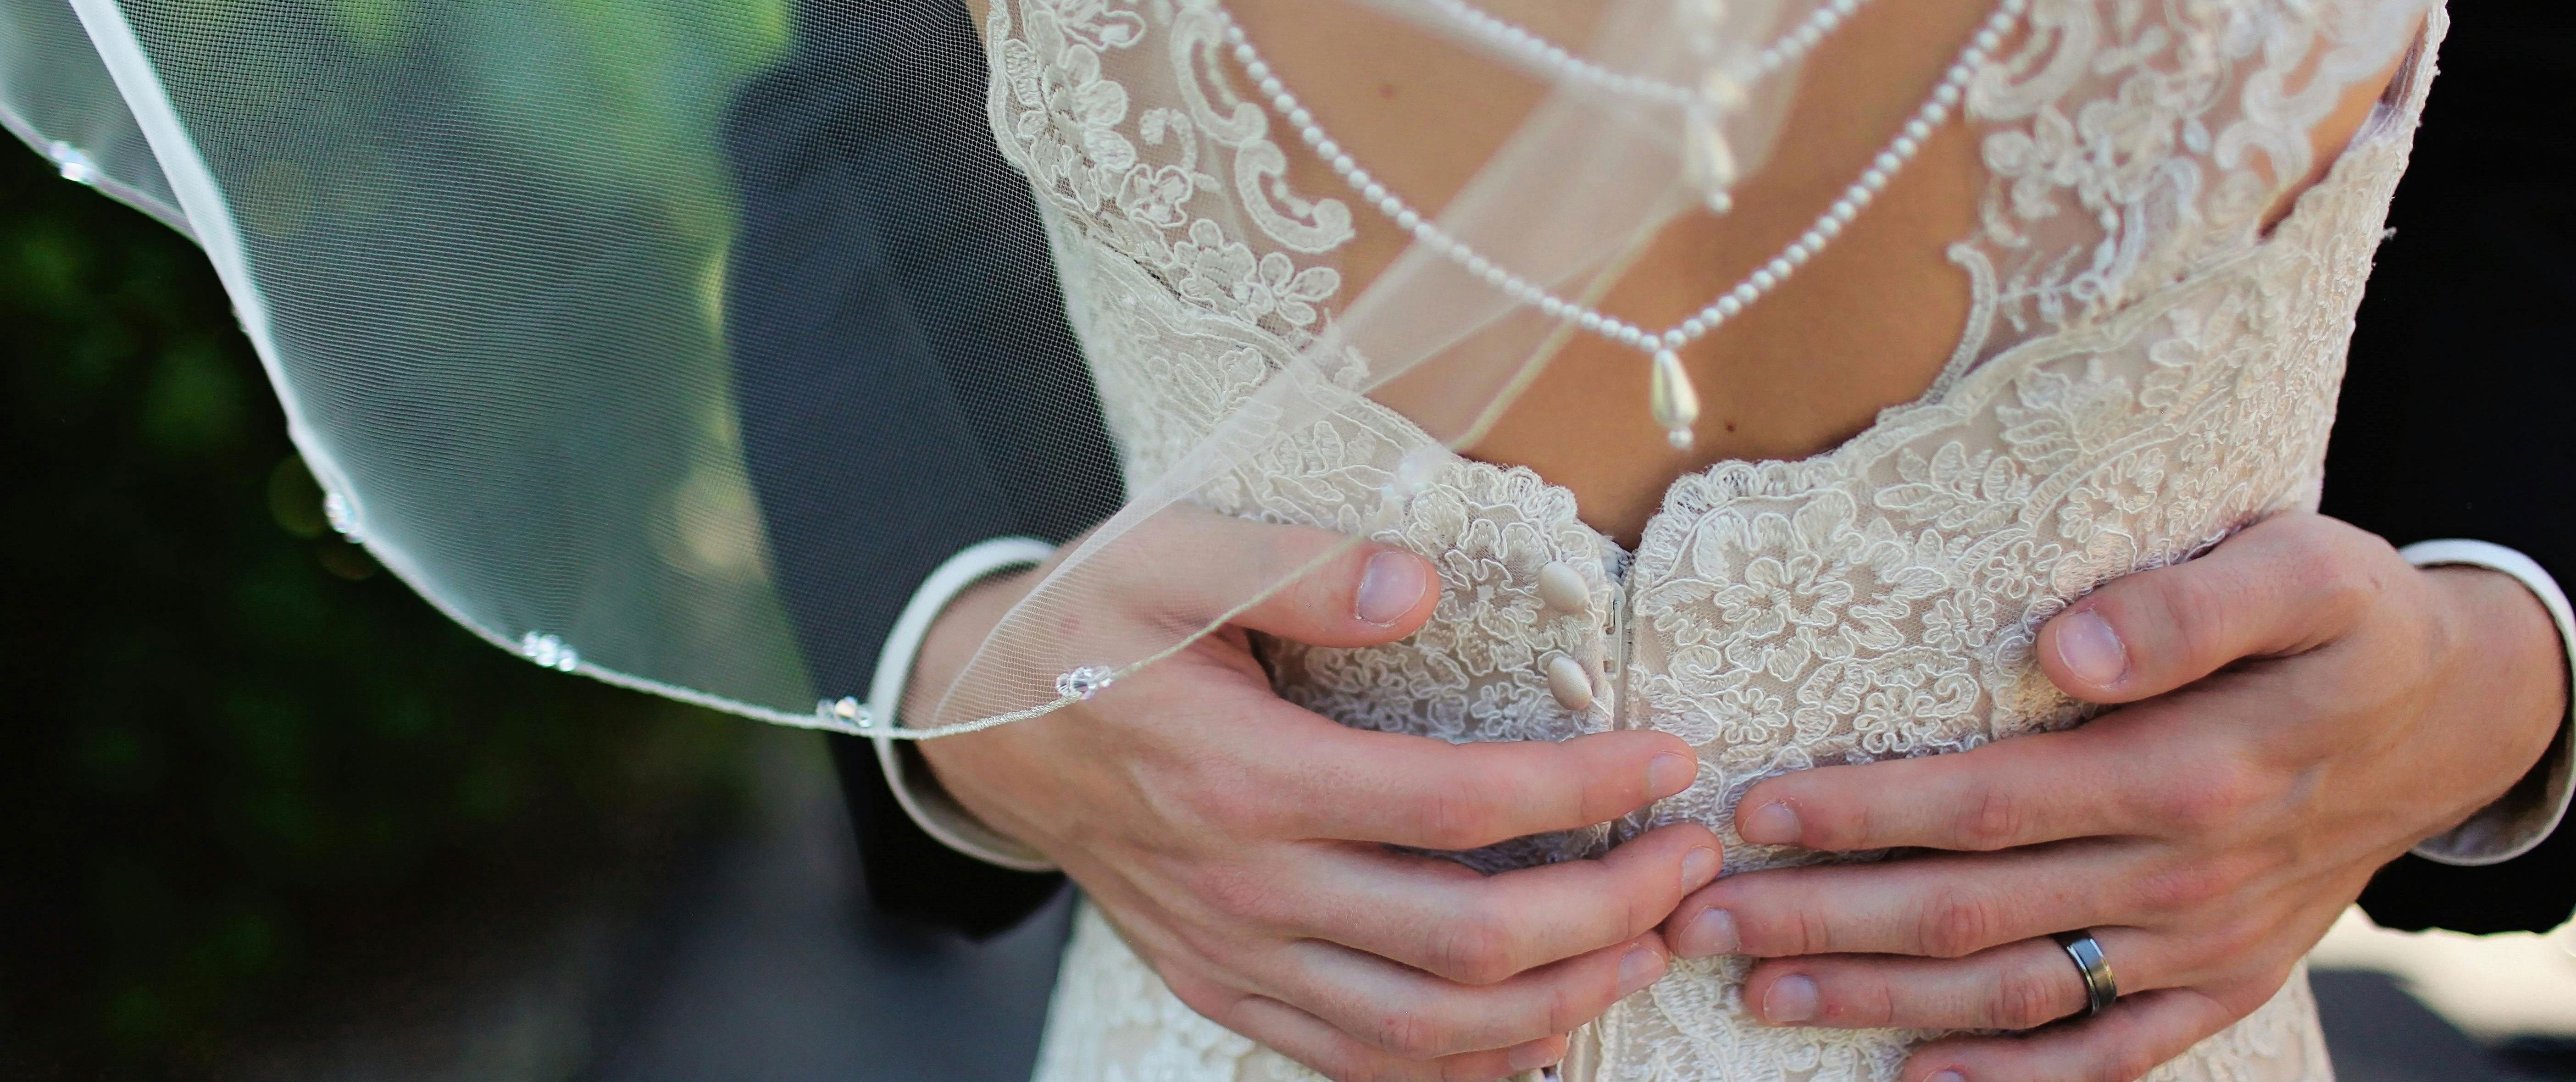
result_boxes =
[1537,560,1590,614]
[1546,654,1594,711]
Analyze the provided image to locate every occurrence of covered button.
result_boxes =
[1546,654,1594,711]
[1536,560,1590,614]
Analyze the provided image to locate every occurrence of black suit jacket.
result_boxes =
[727,1,2574,940]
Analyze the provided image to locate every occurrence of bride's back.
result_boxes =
[972,0,2409,544]
[996,2,2442,1074]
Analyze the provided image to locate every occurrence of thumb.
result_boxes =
[2035,513,2384,703]
[1097,504,1439,648]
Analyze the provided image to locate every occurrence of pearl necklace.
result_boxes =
[1411,0,1874,109]
[1218,0,2025,449]
[1412,0,1882,215]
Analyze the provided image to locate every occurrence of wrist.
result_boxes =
[899,570,1039,726]
[2426,566,2565,767]
[870,539,1057,872]
[2405,541,2576,865]
[905,573,1051,843]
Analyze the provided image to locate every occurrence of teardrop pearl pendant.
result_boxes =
[1649,349,1701,450]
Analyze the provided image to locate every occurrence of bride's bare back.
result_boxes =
[972,0,2402,545]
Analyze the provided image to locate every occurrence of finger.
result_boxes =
[1274,932,1669,1059]
[1738,928,2172,1030]
[1297,822,1722,984]
[1725,701,2260,852]
[1277,726,1700,849]
[1103,505,1441,648]
[1228,995,1568,1082]
[2034,512,2390,704]
[1668,844,2181,960]
[1900,982,2266,1082]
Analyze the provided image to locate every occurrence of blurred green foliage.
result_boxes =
[0,142,750,1076]
[80,0,820,712]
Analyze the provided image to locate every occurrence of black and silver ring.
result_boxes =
[2051,930,2119,1017]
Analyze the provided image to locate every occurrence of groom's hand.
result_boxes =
[1657,512,2567,1082]
[911,509,1722,1082]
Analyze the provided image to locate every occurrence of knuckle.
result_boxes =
[1718,878,1827,956]
[1188,862,1297,930]
[1371,1007,1449,1060]
[1198,790,1278,840]
[2156,569,2238,666]
[1960,782,2028,850]
[1414,788,1500,849]
[1541,1001,1584,1043]
[1916,887,2006,958]
[2202,912,2281,963]
[1826,972,1898,1027]
[1991,966,2074,1029]
[1174,760,1277,836]
[2281,530,2381,625]
[2127,858,2233,916]
[2155,763,2264,836]
[1779,897,1838,956]
[1425,904,1521,985]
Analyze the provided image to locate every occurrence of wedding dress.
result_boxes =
[990,0,2446,1078]
[0,0,2439,1074]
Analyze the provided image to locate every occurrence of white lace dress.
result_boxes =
[985,1,2444,1078]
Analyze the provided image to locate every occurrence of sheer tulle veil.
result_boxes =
[0,0,2428,737]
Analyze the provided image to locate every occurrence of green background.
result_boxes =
[0,141,753,1077]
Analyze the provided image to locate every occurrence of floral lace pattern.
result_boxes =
[988,0,1351,352]
[1948,0,2434,364]
[1003,0,2442,1078]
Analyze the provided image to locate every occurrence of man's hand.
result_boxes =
[912,509,1724,1082]
[1657,512,2567,1082]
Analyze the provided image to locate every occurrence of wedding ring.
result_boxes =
[2052,930,2119,1017]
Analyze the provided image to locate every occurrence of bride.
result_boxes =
[903,0,2442,1079]
[13,0,2519,1077]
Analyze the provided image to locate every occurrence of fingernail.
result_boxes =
[1647,752,1698,798]
[1677,907,1738,958]
[2055,609,2128,687]
[1739,801,1799,845]
[1929,1072,1965,1082]
[1616,944,1665,995]
[1681,846,1720,890]
[1355,550,1427,626]
[1762,974,1818,1024]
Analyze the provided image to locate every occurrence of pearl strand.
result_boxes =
[1412,0,1875,107]
[1220,0,2023,449]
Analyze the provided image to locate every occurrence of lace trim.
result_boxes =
[999,1,2443,1077]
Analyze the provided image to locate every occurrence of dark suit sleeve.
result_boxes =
[2325,6,2576,935]
[720,1,1124,939]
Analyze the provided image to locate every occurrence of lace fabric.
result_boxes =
[1008,0,2443,1077]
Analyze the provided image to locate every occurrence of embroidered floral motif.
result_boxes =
[1002,1,2441,1079]
[987,0,1352,351]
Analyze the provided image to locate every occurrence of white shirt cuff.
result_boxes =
[867,536,1060,873]
[2398,539,2576,867]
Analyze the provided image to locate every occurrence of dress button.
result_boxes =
[1537,560,1590,614]
[1546,654,1594,711]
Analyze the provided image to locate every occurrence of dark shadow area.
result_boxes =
[584,733,1069,1082]
[2314,969,2570,1082]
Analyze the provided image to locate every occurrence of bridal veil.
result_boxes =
[0,0,2429,737]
